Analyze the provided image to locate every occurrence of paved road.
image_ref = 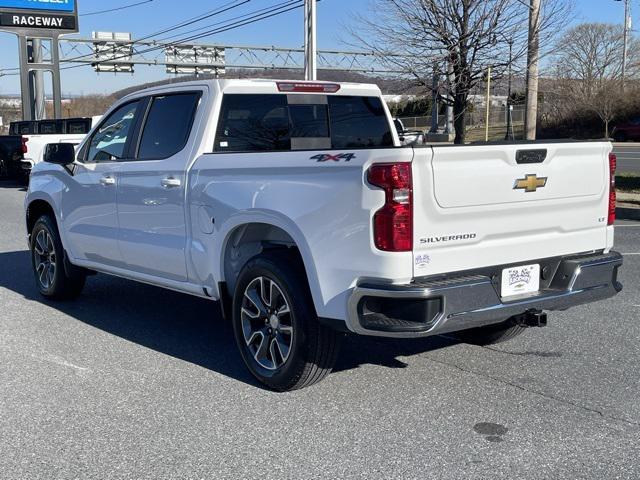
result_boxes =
[613,143,640,174]
[1,181,639,479]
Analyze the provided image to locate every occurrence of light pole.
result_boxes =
[304,0,317,81]
[485,66,492,142]
[494,32,515,140]
[614,0,631,91]
[524,0,540,140]
[505,39,514,140]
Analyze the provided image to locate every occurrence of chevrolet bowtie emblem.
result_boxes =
[514,174,547,192]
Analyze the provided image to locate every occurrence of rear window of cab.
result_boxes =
[214,94,393,152]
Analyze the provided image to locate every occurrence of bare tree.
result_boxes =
[44,94,116,119]
[349,0,571,144]
[592,81,621,137]
[551,23,640,137]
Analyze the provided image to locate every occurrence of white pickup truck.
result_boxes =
[25,79,623,391]
[14,117,99,177]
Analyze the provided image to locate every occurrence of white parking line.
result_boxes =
[621,253,640,255]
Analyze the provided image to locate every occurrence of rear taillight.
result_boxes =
[608,152,616,225]
[367,163,413,252]
[21,137,28,154]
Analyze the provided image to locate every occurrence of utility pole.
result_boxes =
[616,0,631,90]
[304,0,317,81]
[505,39,514,140]
[524,0,540,140]
[485,66,492,142]
[28,38,46,120]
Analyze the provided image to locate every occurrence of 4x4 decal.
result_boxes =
[311,153,356,162]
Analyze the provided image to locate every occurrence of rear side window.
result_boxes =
[215,94,290,152]
[215,93,393,152]
[138,92,201,159]
[38,120,64,134]
[10,121,37,135]
[66,118,92,134]
[328,96,393,148]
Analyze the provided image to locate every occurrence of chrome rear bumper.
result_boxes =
[347,251,623,338]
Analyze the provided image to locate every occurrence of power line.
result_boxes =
[0,1,250,74]
[161,1,303,45]
[0,0,307,77]
[60,1,306,73]
[513,0,533,9]
[82,2,305,67]
[69,0,251,64]
[132,0,250,44]
[80,0,155,17]
[157,0,298,42]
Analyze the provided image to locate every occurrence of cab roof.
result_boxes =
[124,78,383,99]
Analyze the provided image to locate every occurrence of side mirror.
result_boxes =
[43,143,76,166]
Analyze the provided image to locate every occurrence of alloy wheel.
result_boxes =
[241,276,293,370]
[33,229,56,289]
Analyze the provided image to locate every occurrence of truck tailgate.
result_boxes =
[411,142,613,277]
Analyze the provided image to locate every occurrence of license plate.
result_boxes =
[501,264,540,298]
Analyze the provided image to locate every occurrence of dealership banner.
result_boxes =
[0,0,77,32]
[0,0,75,12]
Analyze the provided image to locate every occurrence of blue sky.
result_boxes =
[0,0,633,95]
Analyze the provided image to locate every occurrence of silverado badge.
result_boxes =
[513,174,547,192]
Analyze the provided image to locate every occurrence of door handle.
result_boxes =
[161,177,181,188]
[100,175,115,186]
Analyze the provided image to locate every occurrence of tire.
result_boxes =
[30,214,86,300]
[454,316,527,346]
[232,250,342,391]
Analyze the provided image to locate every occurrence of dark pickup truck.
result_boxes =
[0,136,25,179]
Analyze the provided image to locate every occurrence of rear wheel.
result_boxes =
[454,316,527,346]
[30,215,86,300]
[232,250,341,391]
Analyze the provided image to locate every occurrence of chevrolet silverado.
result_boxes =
[24,79,623,390]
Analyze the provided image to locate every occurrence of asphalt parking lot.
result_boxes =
[1,180,639,479]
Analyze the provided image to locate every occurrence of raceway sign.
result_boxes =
[0,11,76,29]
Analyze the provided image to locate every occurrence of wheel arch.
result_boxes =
[26,197,57,240]
[26,196,86,281]
[219,218,323,316]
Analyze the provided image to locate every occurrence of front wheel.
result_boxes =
[232,250,341,391]
[30,215,86,300]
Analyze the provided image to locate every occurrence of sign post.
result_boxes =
[0,0,79,121]
[303,0,316,81]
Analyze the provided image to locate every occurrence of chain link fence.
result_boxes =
[398,105,526,132]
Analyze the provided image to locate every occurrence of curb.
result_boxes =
[616,207,640,221]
